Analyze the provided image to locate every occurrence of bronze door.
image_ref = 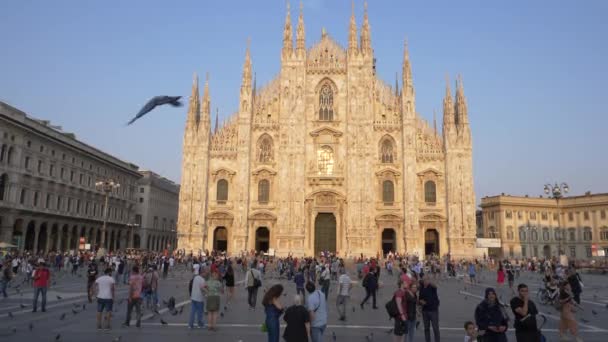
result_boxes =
[314,213,336,255]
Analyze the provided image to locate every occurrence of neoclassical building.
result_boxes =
[177,4,476,257]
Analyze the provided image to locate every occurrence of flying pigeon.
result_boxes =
[127,96,183,125]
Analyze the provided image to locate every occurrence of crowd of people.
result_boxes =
[0,248,596,342]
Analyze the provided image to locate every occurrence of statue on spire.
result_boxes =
[360,1,372,54]
[282,2,293,57]
[296,1,305,56]
[242,39,252,90]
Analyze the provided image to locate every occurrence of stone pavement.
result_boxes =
[1,265,608,341]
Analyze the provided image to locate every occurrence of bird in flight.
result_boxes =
[127,96,183,125]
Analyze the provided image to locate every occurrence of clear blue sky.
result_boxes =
[1,0,607,203]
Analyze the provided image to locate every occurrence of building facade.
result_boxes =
[177,4,477,257]
[0,101,141,253]
[134,170,179,252]
[480,193,608,259]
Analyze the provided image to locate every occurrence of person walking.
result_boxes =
[468,262,477,284]
[245,261,262,310]
[262,284,285,342]
[294,268,306,300]
[319,265,330,300]
[1,261,13,298]
[393,278,409,342]
[87,261,98,303]
[418,275,440,342]
[566,267,583,305]
[336,268,352,321]
[474,287,509,342]
[206,270,223,331]
[223,263,235,308]
[510,283,541,342]
[32,262,50,313]
[559,282,581,342]
[496,263,505,291]
[122,265,143,328]
[283,294,311,342]
[360,270,378,309]
[94,267,115,330]
[188,266,207,329]
[306,282,328,342]
[405,282,419,342]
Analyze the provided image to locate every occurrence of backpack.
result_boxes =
[362,274,369,288]
[250,270,261,288]
[188,276,194,296]
[385,295,399,318]
[142,273,153,292]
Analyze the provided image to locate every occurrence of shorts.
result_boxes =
[393,318,407,336]
[469,274,475,279]
[206,295,220,312]
[97,298,113,312]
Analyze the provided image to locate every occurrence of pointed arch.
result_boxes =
[257,134,274,163]
[316,78,337,121]
[379,134,396,163]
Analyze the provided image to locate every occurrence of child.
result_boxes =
[464,321,479,342]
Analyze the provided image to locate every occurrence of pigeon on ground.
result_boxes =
[28,323,34,331]
[56,296,62,300]
[220,312,224,318]
[20,304,26,309]
[179,306,184,314]
[72,308,78,315]
[332,331,337,341]
[59,313,66,320]
[592,310,598,316]
[11,327,17,334]
[352,306,355,313]
[8,312,13,319]
[82,304,86,310]
[160,318,168,325]
[55,333,61,341]
[127,96,183,125]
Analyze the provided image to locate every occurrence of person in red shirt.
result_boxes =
[32,262,51,312]
[393,279,408,342]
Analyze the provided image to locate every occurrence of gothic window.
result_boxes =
[217,179,229,203]
[0,173,7,201]
[257,135,273,163]
[424,181,436,203]
[317,146,334,175]
[258,179,270,204]
[318,84,334,121]
[382,180,394,205]
[380,139,394,163]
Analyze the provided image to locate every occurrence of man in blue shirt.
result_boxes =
[419,275,440,342]
[306,282,327,342]
[468,262,477,284]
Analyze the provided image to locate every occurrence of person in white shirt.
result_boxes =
[189,266,208,329]
[95,268,116,330]
[193,262,201,276]
[245,261,262,310]
[336,269,352,321]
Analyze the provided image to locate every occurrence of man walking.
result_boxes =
[419,275,440,342]
[95,268,115,330]
[306,282,327,342]
[188,266,207,329]
[1,261,12,298]
[245,260,262,310]
[122,265,143,328]
[32,262,50,312]
[87,261,98,303]
[360,269,378,309]
[510,284,541,342]
[336,268,352,321]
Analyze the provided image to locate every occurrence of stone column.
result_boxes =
[0,212,16,245]
[32,224,40,254]
[66,227,73,251]
[44,228,52,254]
[56,225,62,252]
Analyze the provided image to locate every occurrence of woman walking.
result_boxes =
[223,263,235,308]
[283,294,310,342]
[496,263,505,293]
[206,270,223,331]
[559,282,581,342]
[405,282,419,342]
[262,284,285,342]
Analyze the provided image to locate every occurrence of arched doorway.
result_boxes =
[70,226,78,250]
[255,227,270,253]
[38,223,48,253]
[133,234,141,249]
[543,245,551,258]
[213,227,228,251]
[314,213,336,255]
[12,218,24,250]
[50,224,59,251]
[424,229,439,256]
[61,224,69,251]
[381,228,396,256]
[24,221,36,251]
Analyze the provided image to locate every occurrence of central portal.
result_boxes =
[314,213,336,255]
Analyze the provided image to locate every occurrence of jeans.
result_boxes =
[321,280,330,300]
[407,320,417,342]
[122,271,130,284]
[361,287,376,307]
[0,280,8,298]
[188,300,205,328]
[311,325,326,342]
[247,286,259,308]
[33,287,47,311]
[124,298,142,326]
[296,287,306,301]
[422,310,440,342]
[266,316,280,342]
[336,295,348,319]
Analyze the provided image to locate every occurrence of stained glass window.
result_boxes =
[319,84,334,121]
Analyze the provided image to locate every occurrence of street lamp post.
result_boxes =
[544,182,569,257]
[96,179,120,258]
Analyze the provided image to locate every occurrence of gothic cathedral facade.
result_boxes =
[177,4,477,258]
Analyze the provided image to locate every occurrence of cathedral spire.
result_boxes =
[348,1,358,54]
[186,72,200,128]
[201,73,211,125]
[214,108,219,134]
[455,74,468,125]
[242,39,252,90]
[443,74,455,126]
[282,1,293,58]
[433,109,438,136]
[402,39,413,97]
[296,1,305,56]
[394,72,399,97]
[360,1,372,55]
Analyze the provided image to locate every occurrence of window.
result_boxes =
[258,180,270,204]
[522,246,527,257]
[0,144,6,162]
[216,179,228,203]
[553,212,559,221]
[49,164,55,177]
[318,84,334,121]
[162,218,167,230]
[380,139,394,163]
[45,194,51,208]
[586,247,592,258]
[153,216,159,229]
[583,227,592,241]
[489,211,495,220]
[62,153,66,160]
[6,147,14,165]
[517,211,523,220]
[76,200,81,214]
[37,160,43,173]
[568,212,574,221]
[67,198,72,212]
[509,246,514,257]
[519,227,526,241]
[135,214,142,225]
[584,211,589,220]
[19,188,27,205]
[506,226,514,240]
[601,228,608,241]
[257,135,273,163]
[568,228,576,241]
[530,212,537,220]
[488,226,498,238]
[424,181,436,203]
[382,180,394,205]
[69,171,74,182]
[39,145,44,153]
[505,210,512,219]
[533,246,538,257]
[541,212,548,220]
[33,191,39,207]
[85,202,90,215]
[602,210,607,220]
[317,146,334,175]
[531,229,538,241]
[56,196,62,211]
[543,227,550,241]
[27,141,32,148]
[51,149,55,156]
[139,197,144,203]
[554,229,562,241]
[0,173,7,201]
[60,167,65,179]
[24,156,31,169]
[569,246,576,258]
[139,187,144,193]
[79,173,83,185]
